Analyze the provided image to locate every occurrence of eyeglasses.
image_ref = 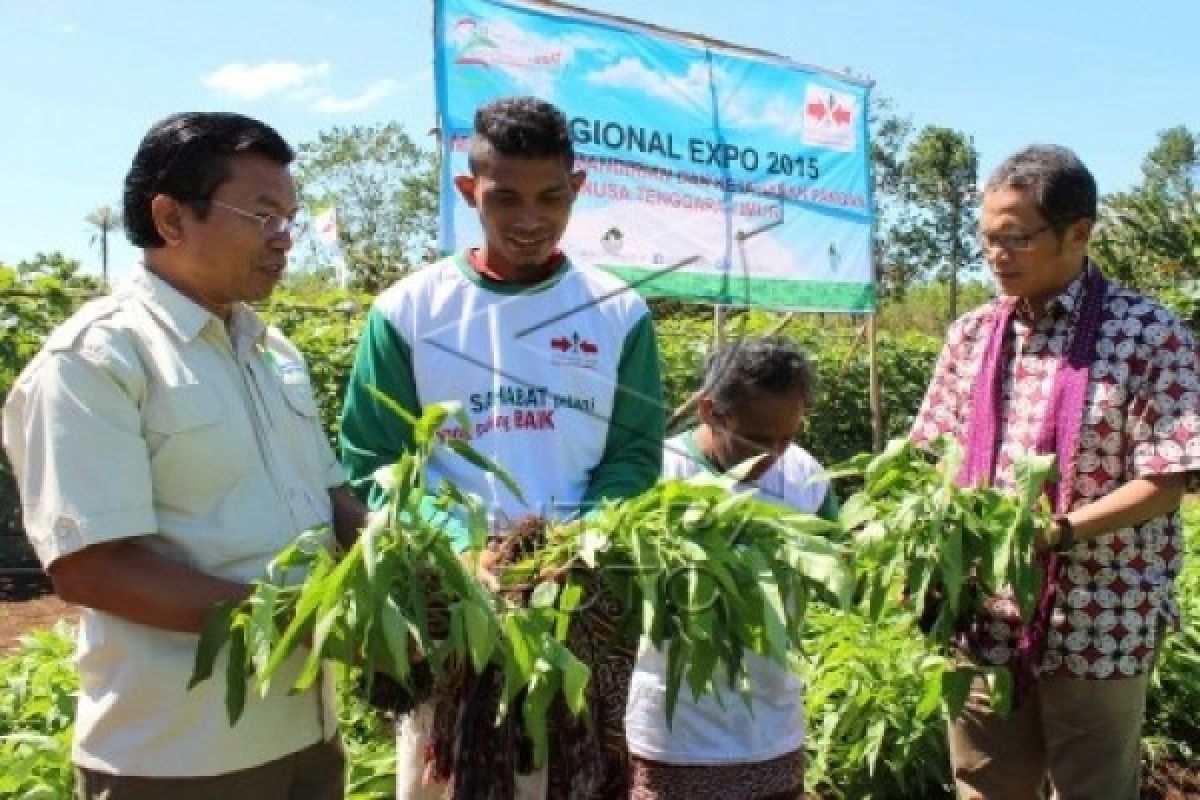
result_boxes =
[212,200,297,238]
[978,224,1051,252]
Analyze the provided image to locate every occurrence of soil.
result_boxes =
[0,568,76,651]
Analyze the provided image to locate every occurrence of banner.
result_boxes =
[434,0,875,311]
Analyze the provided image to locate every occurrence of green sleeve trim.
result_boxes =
[581,311,665,509]
[817,483,840,522]
[339,307,420,509]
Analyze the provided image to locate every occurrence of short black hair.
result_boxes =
[467,95,574,173]
[985,144,1097,233]
[123,112,294,248]
[703,337,815,416]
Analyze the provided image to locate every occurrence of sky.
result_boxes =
[0,0,1196,283]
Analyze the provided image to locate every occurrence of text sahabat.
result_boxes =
[568,117,821,180]
[470,385,597,414]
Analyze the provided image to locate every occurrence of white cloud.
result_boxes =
[587,58,713,111]
[202,61,330,100]
[722,95,808,137]
[312,79,398,113]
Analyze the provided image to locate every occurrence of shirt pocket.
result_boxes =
[277,379,336,502]
[143,384,244,503]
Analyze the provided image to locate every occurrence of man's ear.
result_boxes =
[453,175,478,208]
[697,395,716,426]
[1068,217,1094,251]
[150,195,185,246]
[569,170,586,194]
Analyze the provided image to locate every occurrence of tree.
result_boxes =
[893,126,981,321]
[869,95,918,298]
[294,123,439,292]
[16,251,99,289]
[839,72,917,299]
[85,205,122,286]
[1142,125,1197,201]
[1092,126,1199,303]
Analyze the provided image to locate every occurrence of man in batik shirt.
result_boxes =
[912,144,1199,800]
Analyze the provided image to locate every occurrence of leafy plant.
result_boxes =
[338,667,397,800]
[831,437,1057,715]
[802,606,953,799]
[190,397,590,769]
[504,469,854,724]
[1145,502,1200,765]
[0,622,78,800]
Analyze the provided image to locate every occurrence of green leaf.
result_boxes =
[225,621,248,725]
[379,595,412,682]
[462,601,494,673]
[445,439,526,503]
[939,520,963,612]
[544,639,590,716]
[941,667,974,718]
[189,601,236,690]
[529,580,559,609]
[985,666,1014,716]
[365,384,418,427]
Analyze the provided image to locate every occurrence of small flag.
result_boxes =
[313,206,339,247]
[312,206,347,287]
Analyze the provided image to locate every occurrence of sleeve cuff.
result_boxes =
[24,506,158,567]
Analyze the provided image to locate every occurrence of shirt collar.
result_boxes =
[1014,259,1091,324]
[131,266,265,346]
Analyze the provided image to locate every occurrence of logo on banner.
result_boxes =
[550,332,599,367]
[802,86,857,152]
[451,16,564,70]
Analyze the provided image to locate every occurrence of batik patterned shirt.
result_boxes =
[912,263,1200,678]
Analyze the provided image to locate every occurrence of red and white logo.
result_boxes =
[550,332,599,366]
[802,86,857,152]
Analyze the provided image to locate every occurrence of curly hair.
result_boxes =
[467,95,574,172]
[123,112,293,248]
[702,336,815,416]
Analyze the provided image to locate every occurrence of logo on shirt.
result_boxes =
[550,332,599,367]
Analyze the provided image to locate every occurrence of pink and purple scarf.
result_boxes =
[958,262,1107,699]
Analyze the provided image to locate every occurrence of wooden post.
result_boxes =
[714,304,726,350]
[867,312,883,453]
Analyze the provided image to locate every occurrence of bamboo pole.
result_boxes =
[867,312,883,453]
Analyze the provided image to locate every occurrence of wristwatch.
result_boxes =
[1052,516,1076,553]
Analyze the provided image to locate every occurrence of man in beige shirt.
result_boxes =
[2,112,364,799]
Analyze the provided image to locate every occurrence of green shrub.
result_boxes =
[802,607,953,799]
[1145,503,1200,763]
[0,622,78,799]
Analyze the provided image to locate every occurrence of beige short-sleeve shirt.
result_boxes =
[2,269,344,776]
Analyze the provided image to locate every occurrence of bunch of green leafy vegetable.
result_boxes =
[830,437,1057,712]
[503,467,855,723]
[190,397,589,768]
